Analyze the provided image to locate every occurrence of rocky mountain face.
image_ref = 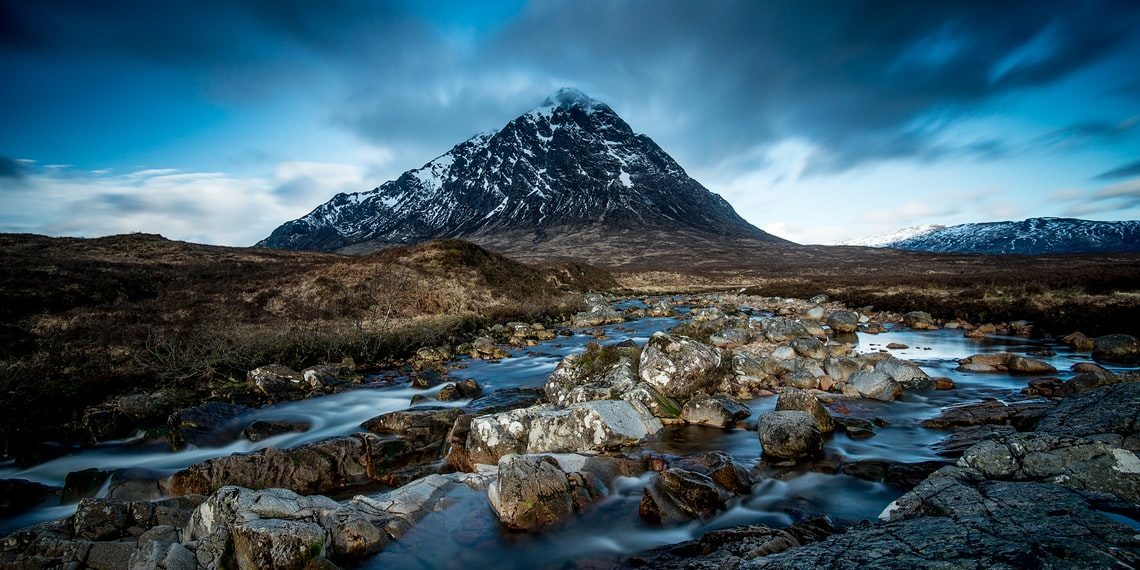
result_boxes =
[258,88,786,254]
[852,217,1140,255]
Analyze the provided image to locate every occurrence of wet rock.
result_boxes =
[709,328,752,348]
[921,399,1055,430]
[903,310,936,330]
[71,495,203,542]
[349,470,495,540]
[660,451,755,494]
[414,345,453,367]
[127,525,195,570]
[775,388,835,433]
[62,468,111,504]
[1034,381,1140,449]
[167,401,252,451]
[242,418,310,442]
[571,303,624,327]
[463,387,545,415]
[838,459,948,489]
[932,424,1017,458]
[231,518,328,570]
[622,518,837,568]
[957,353,1057,375]
[824,311,858,334]
[487,454,607,530]
[185,486,385,567]
[436,379,482,401]
[646,300,676,317]
[680,394,751,428]
[751,467,1140,568]
[757,317,812,342]
[873,356,931,389]
[639,468,731,524]
[544,343,639,405]
[247,364,308,400]
[527,400,663,456]
[638,332,723,399]
[466,401,663,466]
[790,338,827,360]
[758,411,823,460]
[361,406,463,455]
[1092,333,1140,364]
[1052,369,1134,398]
[170,433,434,495]
[886,342,908,349]
[848,369,903,401]
[959,432,1140,503]
[302,363,362,391]
[0,478,56,517]
[1062,331,1095,351]
[822,356,862,384]
[106,468,166,501]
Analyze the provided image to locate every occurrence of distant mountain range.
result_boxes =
[842,217,1140,254]
[259,88,786,254]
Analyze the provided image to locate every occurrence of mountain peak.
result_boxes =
[536,87,608,114]
[258,89,787,253]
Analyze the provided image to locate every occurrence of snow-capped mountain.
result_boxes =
[839,224,944,247]
[259,88,784,253]
[851,217,1140,254]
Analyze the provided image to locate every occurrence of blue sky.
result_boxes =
[1,0,1138,245]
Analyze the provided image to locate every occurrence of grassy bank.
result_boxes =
[0,234,586,459]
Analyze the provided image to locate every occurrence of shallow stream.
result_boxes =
[0,301,1128,568]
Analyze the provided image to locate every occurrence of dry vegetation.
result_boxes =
[0,234,585,457]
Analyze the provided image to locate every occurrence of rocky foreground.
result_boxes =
[2,293,1139,568]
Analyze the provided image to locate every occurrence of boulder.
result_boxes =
[709,328,752,348]
[466,401,662,466]
[544,343,640,406]
[242,419,310,442]
[931,424,1017,458]
[170,433,435,495]
[436,379,482,401]
[848,369,903,401]
[361,406,463,456]
[167,402,252,451]
[903,311,936,330]
[680,395,751,428]
[487,454,607,530]
[756,317,812,342]
[873,357,931,389]
[302,363,361,391]
[62,468,111,504]
[349,471,495,540]
[646,300,676,317]
[638,333,723,399]
[775,388,835,433]
[921,399,1055,430]
[1092,334,1140,364]
[959,433,1140,503]
[824,311,859,334]
[621,518,837,568]
[758,411,823,460]
[658,451,755,494]
[639,468,731,524]
[185,486,385,567]
[1062,331,1095,351]
[745,467,1140,568]
[956,353,1057,375]
[0,478,57,517]
[247,365,308,400]
[790,338,827,360]
[1034,381,1140,449]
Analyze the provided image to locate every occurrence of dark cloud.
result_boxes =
[0,156,26,179]
[1092,159,1140,181]
[1037,118,1138,151]
[2,0,1138,178]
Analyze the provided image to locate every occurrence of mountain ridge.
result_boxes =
[258,87,786,254]
[847,217,1140,254]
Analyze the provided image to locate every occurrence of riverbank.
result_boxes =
[2,291,1138,567]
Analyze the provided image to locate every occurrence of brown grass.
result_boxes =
[0,234,588,457]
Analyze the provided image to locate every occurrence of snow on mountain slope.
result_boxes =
[839,224,944,247]
[850,218,1140,254]
[258,88,785,252]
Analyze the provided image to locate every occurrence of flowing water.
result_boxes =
[0,302,1130,568]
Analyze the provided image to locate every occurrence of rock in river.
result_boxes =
[638,332,723,400]
[758,411,823,461]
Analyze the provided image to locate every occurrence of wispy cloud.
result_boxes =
[1092,158,1140,181]
[0,162,367,245]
